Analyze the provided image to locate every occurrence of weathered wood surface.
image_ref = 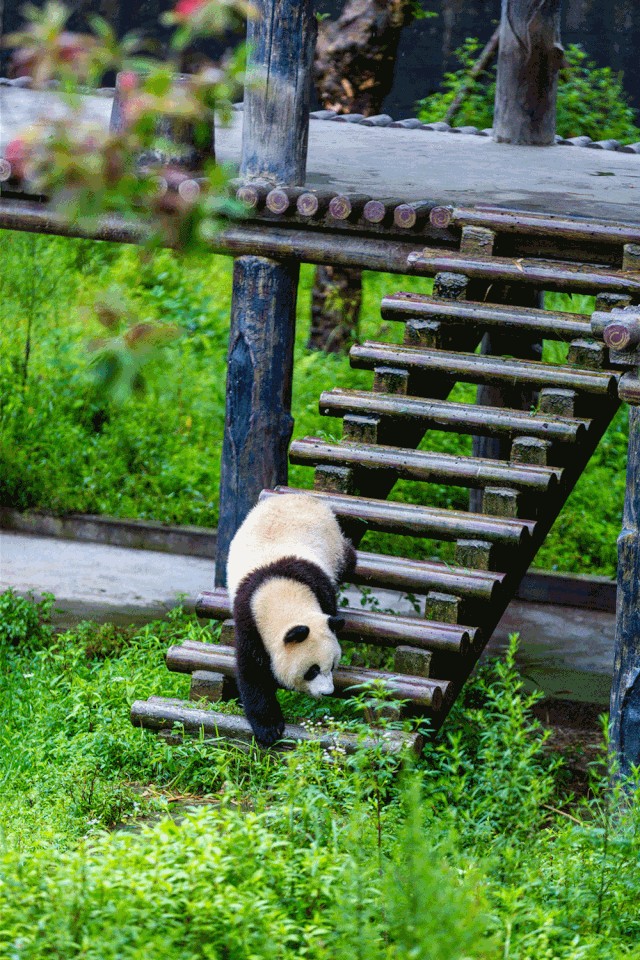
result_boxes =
[290,437,560,491]
[349,342,618,395]
[474,290,541,512]
[241,0,316,184]
[328,193,370,221]
[351,550,504,602]
[493,0,563,146]
[393,201,437,230]
[433,206,640,247]
[619,374,640,405]
[168,641,449,704]
[195,591,474,655]
[600,311,640,352]
[131,697,424,754]
[407,250,640,296]
[215,257,298,585]
[611,406,640,777]
[4,88,640,224]
[320,388,590,443]
[216,0,316,584]
[261,486,534,545]
[382,293,591,341]
[0,203,435,273]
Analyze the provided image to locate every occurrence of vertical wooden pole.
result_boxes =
[241,0,317,185]
[493,0,564,145]
[215,0,316,586]
[469,286,543,513]
[474,1,562,493]
[610,406,640,780]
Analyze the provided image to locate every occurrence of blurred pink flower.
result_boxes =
[173,0,208,22]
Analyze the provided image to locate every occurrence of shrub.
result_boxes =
[418,42,640,142]
[0,588,54,648]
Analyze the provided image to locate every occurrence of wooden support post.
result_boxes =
[611,406,640,780]
[241,0,316,185]
[215,0,316,586]
[493,0,564,146]
[216,258,298,584]
[470,285,543,512]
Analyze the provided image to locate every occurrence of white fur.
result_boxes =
[226,494,347,604]
[250,578,341,696]
[227,495,348,697]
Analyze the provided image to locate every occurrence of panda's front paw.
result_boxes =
[252,718,286,748]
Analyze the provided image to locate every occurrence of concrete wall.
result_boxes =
[3,1,639,116]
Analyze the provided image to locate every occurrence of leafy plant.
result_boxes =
[0,588,54,648]
[418,41,640,142]
[2,599,640,958]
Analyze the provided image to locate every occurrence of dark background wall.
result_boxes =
[3,0,639,116]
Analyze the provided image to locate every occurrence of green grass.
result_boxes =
[0,230,627,575]
[1,591,640,959]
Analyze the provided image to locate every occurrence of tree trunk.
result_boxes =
[309,0,414,353]
[314,0,414,116]
[493,0,564,145]
[309,265,363,353]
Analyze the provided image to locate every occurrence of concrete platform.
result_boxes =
[2,87,640,222]
[0,529,615,706]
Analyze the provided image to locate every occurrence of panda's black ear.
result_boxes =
[328,616,345,634]
[284,625,310,644]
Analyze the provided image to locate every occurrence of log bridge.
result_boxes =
[4,0,640,767]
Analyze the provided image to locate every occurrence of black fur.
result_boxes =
[233,556,339,747]
[339,541,357,581]
[284,624,311,644]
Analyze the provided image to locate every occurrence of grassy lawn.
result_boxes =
[1,590,639,959]
[0,229,627,575]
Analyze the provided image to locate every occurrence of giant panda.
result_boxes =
[226,494,356,747]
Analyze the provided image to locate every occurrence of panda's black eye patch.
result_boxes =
[284,625,310,644]
[304,664,320,682]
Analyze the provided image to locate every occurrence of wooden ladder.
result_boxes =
[132,231,640,753]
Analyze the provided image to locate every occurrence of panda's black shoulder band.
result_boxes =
[234,556,338,619]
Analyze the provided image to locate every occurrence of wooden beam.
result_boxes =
[215,0,316,585]
[493,0,564,146]
[610,406,640,779]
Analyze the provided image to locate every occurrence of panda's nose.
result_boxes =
[308,673,334,697]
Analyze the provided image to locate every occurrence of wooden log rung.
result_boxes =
[598,310,640,352]
[260,486,535,546]
[429,205,640,247]
[167,642,449,707]
[290,436,561,492]
[406,250,640,296]
[320,388,590,443]
[349,342,619,396]
[351,550,504,602]
[195,592,475,655]
[131,697,424,754]
[381,293,591,342]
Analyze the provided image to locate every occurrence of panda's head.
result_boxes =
[251,579,343,697]
[281,613,344,697]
